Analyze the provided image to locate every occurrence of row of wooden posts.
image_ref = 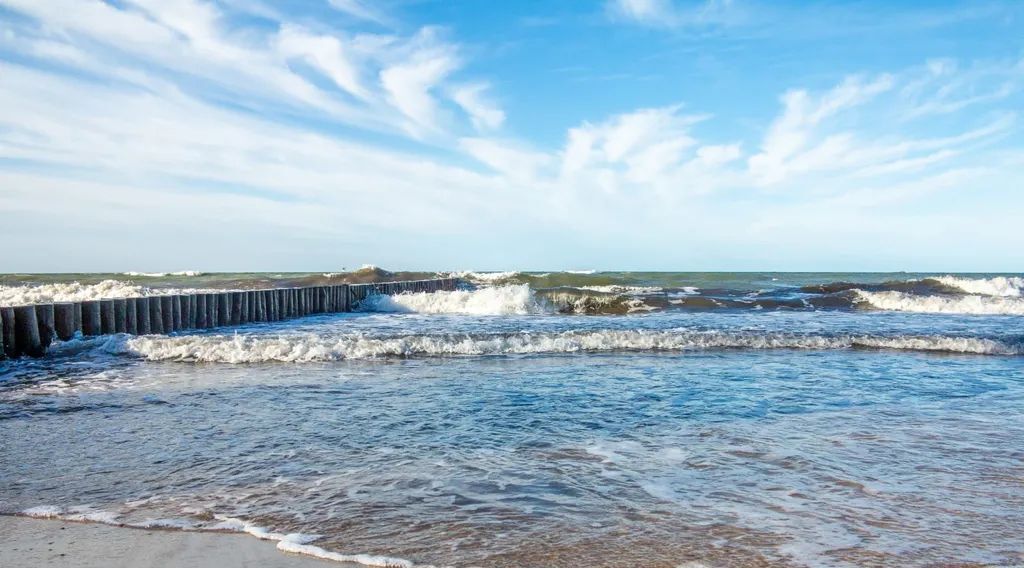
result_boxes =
[0,278,459,359]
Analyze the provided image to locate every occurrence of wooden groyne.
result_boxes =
[0,278,459,359]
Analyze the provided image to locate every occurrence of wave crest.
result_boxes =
[932,275,1024,297]
[359,285,550,315]
[0,280,210,305]
[854,290,1024,315]
[101,330,1022,363]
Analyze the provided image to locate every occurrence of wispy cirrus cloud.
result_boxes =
[0,0,1022,270]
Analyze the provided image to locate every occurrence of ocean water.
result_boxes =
[1,271,1023,567]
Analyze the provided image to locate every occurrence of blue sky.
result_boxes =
[0,0,1022,272]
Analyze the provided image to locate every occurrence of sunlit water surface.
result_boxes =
[1,309,1023,567]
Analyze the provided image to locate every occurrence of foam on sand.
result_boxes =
[19,507,430,568]
[100,329,1022,363]
[855,289,1024,315]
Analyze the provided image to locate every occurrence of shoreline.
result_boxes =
[0,515,340,568]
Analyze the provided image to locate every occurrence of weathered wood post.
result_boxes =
[54,303,78,341]
[187,295,197,328]
[113,299,127,334]
[161,296,175,332]
[206,294,217,328]
[1,306,17,358]
[181,295,192,329]
[0,309,4,360]
[125,298,138,335]
[81,301,102,336]
[99,300,116,334]
[229,292,242,325]
[248,291,257,321]
[171,296,183,331]
[255,291,265,322]
[149,297,164,334]
[136,297,151,334]
[72,302,82,333]
[14,306,44,357]
[217,294,230,328]
[35,303,55,348]
[195,294,208,329]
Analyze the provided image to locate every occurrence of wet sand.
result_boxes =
[0,516,338,568]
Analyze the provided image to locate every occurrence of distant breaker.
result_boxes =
[438,272,1024,316]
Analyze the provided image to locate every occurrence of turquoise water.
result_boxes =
[1,272,1023,567]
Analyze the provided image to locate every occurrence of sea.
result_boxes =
[1,269,1022,567]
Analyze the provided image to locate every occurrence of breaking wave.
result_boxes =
[0,280,210,305]
[359,285,550,315]
[122,271,204,277]
[98,329,1022,363]
[854,290,1024,315]
[932,275,1024,297]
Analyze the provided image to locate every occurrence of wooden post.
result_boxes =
[99,300,116,334]
[14,306,44,357]
[171,296,182,331]
[54,303,78,341]
[0,308,4,360]
[258,291,268,321]
[112,299,127,334]
[136,297,151,334]
[181,295,192,329]
[206,294,218,328]
[230,292,242,325]
[149,297,164,334]
[218,294,230,328]
[248,291,258,321]
[195,294,207,329]
[1,306,17,358]
[125,298,138,335]
[35,303,55,348]
[73,302,82,332]
[187,295,197,329]
[161,296,174,332]
[280,290,288,319]
[81,301,102,336]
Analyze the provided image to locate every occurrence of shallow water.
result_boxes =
[2,273,1023,567]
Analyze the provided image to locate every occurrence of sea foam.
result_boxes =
[359,285,549,315]
[102,329,1022,363]
[0,280,211,305]
[20,507,426,568]
[933,275,1024,297]
[122,271,204,277]
[855,289,1024,315]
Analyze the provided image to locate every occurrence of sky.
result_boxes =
[0,0,1022,273]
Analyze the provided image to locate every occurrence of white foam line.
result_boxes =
[20,507,441,568]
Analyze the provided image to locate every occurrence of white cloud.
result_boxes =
[379,28,462,135]
[275,25,370,101]
[450,84,506,131]
[327,0,389,26]
[606,0,736,28]
[0,0,1021,269]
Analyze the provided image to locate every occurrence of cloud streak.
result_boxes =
[0,1,1022,270]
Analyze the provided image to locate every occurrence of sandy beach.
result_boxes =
[0,516,337,568]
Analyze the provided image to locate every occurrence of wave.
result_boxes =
[98,329,1022,363]
[854,290,1024,315]
[122,271,204,277]
[20,507,425,568]
[359,285,550,315]
[932,275,1024,297]
[0,280,211,305]
[443,270,522,284]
